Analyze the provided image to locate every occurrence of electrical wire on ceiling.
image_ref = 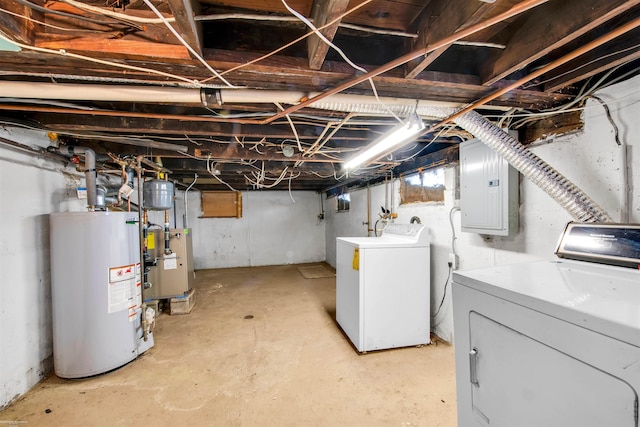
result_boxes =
[13,0,142,29]
[391,125,462,163]
[485,83,640,123]
[589,95,622,146]
[303,113,356,159]
[288,172,296,203]
[205,0,374,81]
[280,0,366,73]
[245,162,301,189]
[0,32,201,86]
[60,0,175,24]
[0,6,114,33]
[194,12,418,39]
[141,0,236,88]
[484,62,640,131]
[522,43,640,90]
[280,0,402,123]
[273,101,303,152]
[0,98,96,110]
[205,154,238,191]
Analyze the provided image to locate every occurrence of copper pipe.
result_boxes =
[261,0,550,125]
[431,15,640,129]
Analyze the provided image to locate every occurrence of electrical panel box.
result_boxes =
[460,138,519,236]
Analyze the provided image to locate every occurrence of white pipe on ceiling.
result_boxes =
[0,81,470,111]
[0,81,204,104]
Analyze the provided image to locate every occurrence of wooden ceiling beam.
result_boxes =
[164,158,338,174]
[30,112,367,140]
[405,0,499,79]
[542,28,640,93]
[35,37,190,60]
[0,0,42,45]
[193,145,344,163]
[481,0,640,86]
[187,181,330,191]
[307,0,349,70]
[166,0,203,56]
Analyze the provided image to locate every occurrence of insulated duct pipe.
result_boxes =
[420,108,613,223]
[50,146,97,210]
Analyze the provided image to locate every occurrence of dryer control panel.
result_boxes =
[555,222,640,268]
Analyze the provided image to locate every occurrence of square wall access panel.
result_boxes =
[460,138,519,236]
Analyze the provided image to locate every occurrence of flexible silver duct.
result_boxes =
[419,107,613,223]
[310,101,612,223]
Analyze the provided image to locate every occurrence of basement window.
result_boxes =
[400,167,445,204]
[337,193,350,212]
[201,191,242,218]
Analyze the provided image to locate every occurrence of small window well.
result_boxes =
[337,193,351,212]
[400,167,445,204]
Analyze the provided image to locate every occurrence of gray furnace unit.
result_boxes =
[145,228,195,300]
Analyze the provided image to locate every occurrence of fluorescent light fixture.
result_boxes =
[343,114,425,170]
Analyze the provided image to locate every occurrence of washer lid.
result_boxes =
[337,235,421,248]
[337,223,429,248]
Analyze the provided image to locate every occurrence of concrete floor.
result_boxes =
[2,264,457,426]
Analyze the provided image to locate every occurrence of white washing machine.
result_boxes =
[336,223,430,352]
[453,223,640,427]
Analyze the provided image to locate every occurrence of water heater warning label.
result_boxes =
[108,263,142,322]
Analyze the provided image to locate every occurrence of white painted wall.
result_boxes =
[169,190,326,269]
[325,74,640,342]
[0,127,86,408]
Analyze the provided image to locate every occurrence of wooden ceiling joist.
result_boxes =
[405,0,499,79]
[0,0,41,45]
[307,0,349,70]
[30,113,368,140]
[167,0,204,57]
[35,37,191,60]
[480,0,640,86]
[542,28,640,93]
[193,145,348,163]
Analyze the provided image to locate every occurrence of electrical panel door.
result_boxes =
[460,138,519,236]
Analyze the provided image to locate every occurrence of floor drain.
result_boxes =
[244,315,254,319]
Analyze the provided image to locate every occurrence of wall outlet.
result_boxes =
[449,253,459,270]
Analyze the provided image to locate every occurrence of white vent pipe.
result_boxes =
[1,81,204,104]
[0,82,468,110]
